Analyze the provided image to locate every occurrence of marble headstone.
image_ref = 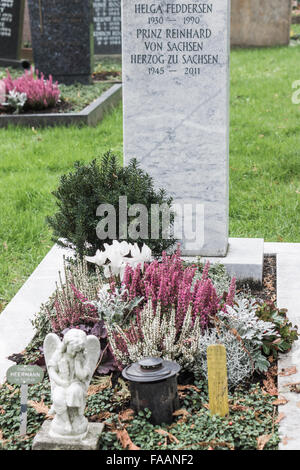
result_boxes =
[122,0,230,256]
[0,0,25,64]
[94,0,121,55]
[27,0,94,85]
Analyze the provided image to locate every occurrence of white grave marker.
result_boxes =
[122,0,230,256]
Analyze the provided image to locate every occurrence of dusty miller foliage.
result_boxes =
[217,298,278,373]
[194,329,253,389]
[194,298,278,388]
[108,297,278,388]
[88,284,143,326]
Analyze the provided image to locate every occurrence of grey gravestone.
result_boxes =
[27,0,94,85]
[0,0,25,65]
[122,0,230,256]
[94,0,121,55]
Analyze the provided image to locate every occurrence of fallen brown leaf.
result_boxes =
[257,434,272,450]
[275,412,285,424]
[119,408,134,422]
[89,411,111,422]
[28,398,52,419]
[279,366,297,377]
[88,376,112,396]
[172,408,190,424]
[173,409,190,417]
[230,404,251,412]
[272,396,288,406]
[287,383,300,393]
[263,366,278,396]
[0,429,8,445]
[281,436,290,446]
[178,384,201,393]
[155,429,179,444]
[115,429,140,450]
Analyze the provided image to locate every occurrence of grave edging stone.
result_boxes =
[0,83,122,128]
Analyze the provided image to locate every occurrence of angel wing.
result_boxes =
[44,333,61,370]
[85,335,101,380]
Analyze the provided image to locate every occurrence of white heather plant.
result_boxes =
[87,284,143,326]
[107,300,201,369]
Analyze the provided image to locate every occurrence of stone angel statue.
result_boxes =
[44,329,100,439]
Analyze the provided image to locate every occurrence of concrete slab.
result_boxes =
[0,245,68,384]
[264,242,300,255]
[32,421,104,450]
[184,237,264,283]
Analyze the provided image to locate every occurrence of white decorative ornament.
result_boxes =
[44,329,100,439]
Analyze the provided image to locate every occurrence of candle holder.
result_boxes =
[122,357,181,425]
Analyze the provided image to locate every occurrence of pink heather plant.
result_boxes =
[0,80,5,104]
[46,284,99,333]
[121,246,235,332]
[3,68,60,110]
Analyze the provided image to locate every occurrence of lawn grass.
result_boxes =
[0,107,123,312]
[1,45,300,311]
[230,45,300,241]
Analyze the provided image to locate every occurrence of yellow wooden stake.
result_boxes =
[207,344,229,417]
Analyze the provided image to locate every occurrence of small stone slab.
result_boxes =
[32,421,104,451]
[184,237,264,283]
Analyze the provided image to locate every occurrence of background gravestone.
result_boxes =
[27,0,94,85]
[0,0,25,65]
[231,0,292,47]
[22,0,31,46]
[94,0,121,55]
[122,0,230,256]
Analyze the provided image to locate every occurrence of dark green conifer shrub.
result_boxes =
[47,151,176,257]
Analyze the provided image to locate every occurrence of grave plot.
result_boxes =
[0,154,298,451]
[0,58,122,128]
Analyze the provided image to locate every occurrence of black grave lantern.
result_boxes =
[122,357,181,425]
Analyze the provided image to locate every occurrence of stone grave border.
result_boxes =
[1,239,300,449]
[0,83,122,128]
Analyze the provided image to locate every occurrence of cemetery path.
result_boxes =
[265,243,300,450]
[0,245,67,383]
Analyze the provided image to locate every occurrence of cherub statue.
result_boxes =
[44,329,100,439]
